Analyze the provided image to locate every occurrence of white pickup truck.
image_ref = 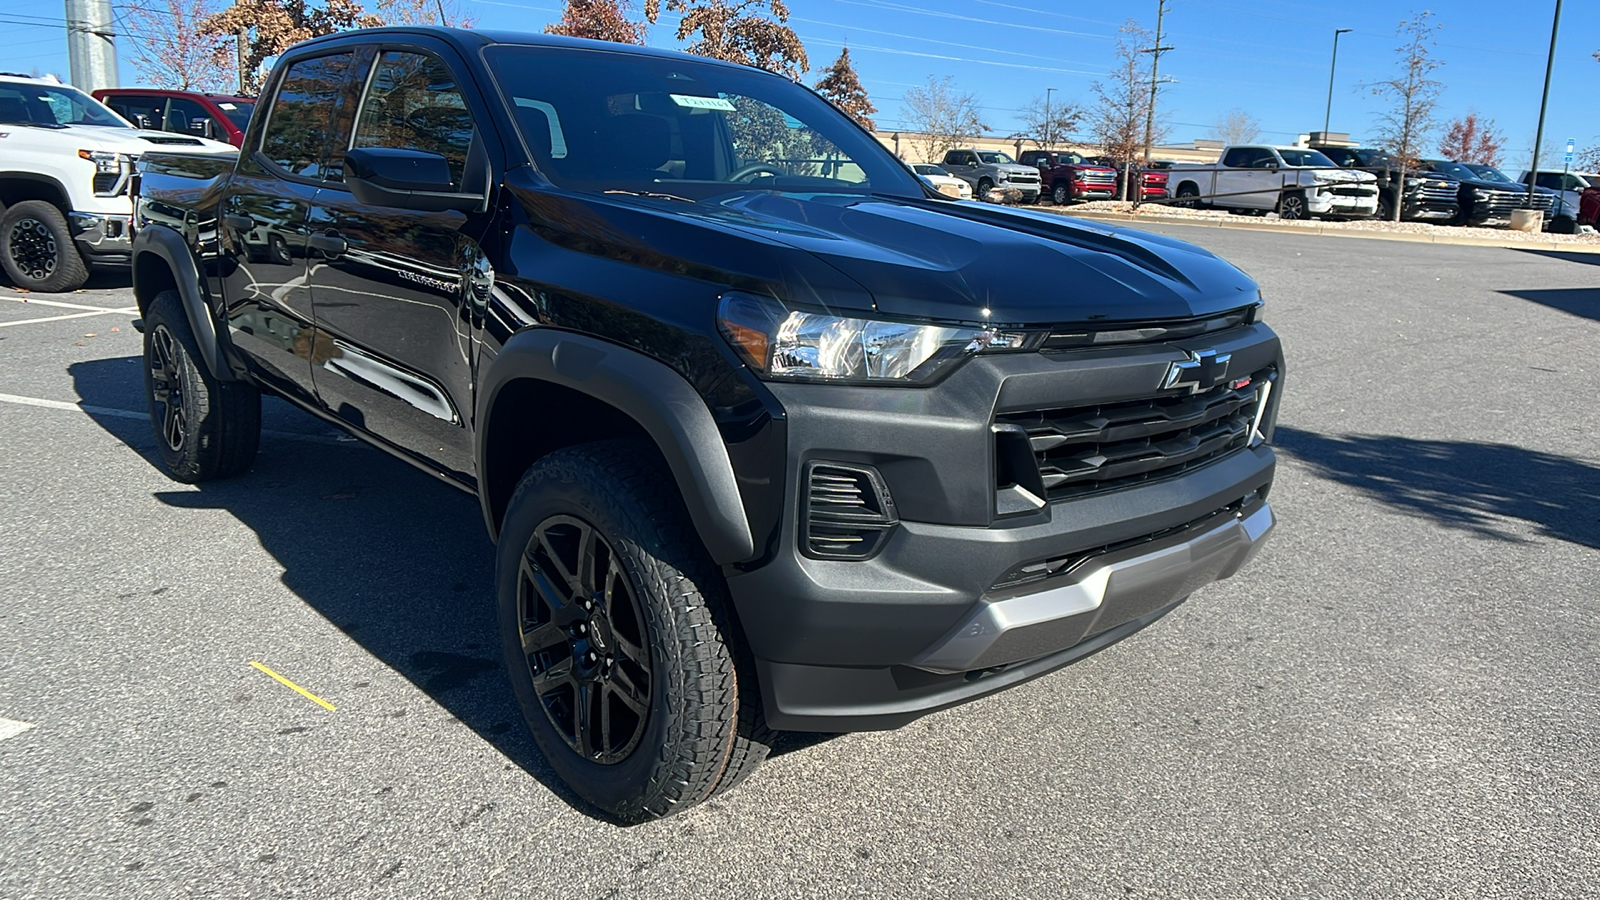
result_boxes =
[0,73,235,292]
[1169,145,1379,220]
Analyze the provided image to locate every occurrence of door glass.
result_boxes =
[261,52,358,179]
[165,97,217,138]
[351,51,475,188]
[109,94,164,129]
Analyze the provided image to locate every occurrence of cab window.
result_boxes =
[260,52,359,179]
[107,94,164,129]
[166,97,221,139]
[351,51,476,189]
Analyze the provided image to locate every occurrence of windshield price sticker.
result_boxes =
[670,94,736,111]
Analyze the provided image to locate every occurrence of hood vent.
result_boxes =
[142,136,203,145]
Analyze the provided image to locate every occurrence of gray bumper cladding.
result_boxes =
[913,503,1275,673]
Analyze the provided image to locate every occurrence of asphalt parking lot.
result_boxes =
[2,224,1597,898]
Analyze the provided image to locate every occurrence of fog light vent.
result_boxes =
[803,462,897,560]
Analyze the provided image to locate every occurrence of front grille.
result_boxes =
[803,462,898,559]
[1007,173,1040,185]
[1083,172,1116,185]
[1331,185,1376,197]
[995,366,1274,502]
[1478,189,1555,216]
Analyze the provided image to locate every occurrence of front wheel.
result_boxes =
[142,290,261,482]
[1051,183,1070,205]
[0,200,89,293]
[497,440,769,822]
[1278,191,1308,220]
[977,179,994,202]
[1377,193,1395,221]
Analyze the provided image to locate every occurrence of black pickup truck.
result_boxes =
[131,27,1283,822]
[1310,145,1460,222]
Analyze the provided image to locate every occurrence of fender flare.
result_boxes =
[132,223,235,381]
[476,329,756,565]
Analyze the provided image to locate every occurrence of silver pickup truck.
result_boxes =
[1169,145,1378,220]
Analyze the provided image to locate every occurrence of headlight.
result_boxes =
[78,149,126,174]
[1404,177,1423,188]
[718,293,1037,384]
[997,172,1009,183]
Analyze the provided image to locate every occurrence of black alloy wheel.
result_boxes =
[7,216,57,282]
[148,323,190,454]
[517,514,653,764]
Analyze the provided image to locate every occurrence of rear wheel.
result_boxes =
[142,290,261,483]
[0,201,88,293]
[1174,183,1200,208]
[497,440,768,822]
[1051,183,1070,205]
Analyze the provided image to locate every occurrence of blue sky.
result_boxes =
[3,0,1595,169]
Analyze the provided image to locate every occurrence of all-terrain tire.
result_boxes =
[1,200,89,293]
[496,440,767,822]
[142,290,261,482]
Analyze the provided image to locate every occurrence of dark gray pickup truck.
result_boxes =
[131,26,1284,822]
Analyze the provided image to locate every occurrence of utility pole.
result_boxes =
[1323,28,1352,136]
[1526,0,1561,203]
[1044,87,1056,149]
[236,28,249,95]
[1140,0,1173,165]
[64,0,118,92]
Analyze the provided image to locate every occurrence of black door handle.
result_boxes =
[223,214,253,230]
[308,232,347,257]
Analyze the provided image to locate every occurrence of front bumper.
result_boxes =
[68,212,134,267]
[1309,187,1379,217]
[727,323,1284,731]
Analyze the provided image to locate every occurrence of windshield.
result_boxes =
[1465,163,1514,183]
[913,164,948,176]
[1354,149,1393,167]
[484,45,921,201]
[0,82,128,127]
[976,151,1015,164]
[1279,148,1339,168]
[1425,160,1474,180]
[213,99,255,130]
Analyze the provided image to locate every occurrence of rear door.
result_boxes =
[1216,147,1275,209]
[217,49,363,404]
[104,93,164,130]
[303,43,494,483]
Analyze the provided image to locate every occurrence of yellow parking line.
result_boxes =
[249,661,337,711]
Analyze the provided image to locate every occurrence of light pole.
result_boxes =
[1323,28,1352,136]
[1044,87,1056,148]
[1526,0,1562,203]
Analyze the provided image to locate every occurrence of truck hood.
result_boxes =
[1307,168,1377,185]
[541,188,1260,325]
[0,123,236,155]
[997,163,1039,178]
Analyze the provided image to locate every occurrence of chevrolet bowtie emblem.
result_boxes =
[1162,349,1231,394]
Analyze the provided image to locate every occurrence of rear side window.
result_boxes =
[165,97,218,138]
[351,51,476,188]
[261,52,358,178]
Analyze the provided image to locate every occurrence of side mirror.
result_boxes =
[344,147,485,213]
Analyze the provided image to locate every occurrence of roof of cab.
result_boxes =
[291,26,763,72]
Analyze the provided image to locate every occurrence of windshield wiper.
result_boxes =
[0,121,68,129]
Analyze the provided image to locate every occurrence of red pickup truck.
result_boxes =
[92,88,256,148]
[1018,149,1118,205]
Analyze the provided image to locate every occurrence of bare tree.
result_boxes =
[1018,92,1080,150]
[1438,111,1504,166]
[1578,145,1600,172]
[902,75,987,162]
[377,0,473,26]
[122,0,238,92]
[1209,108,1260,146]
[1370,10,1444,221]
[201,0,382,93]
[644,0,807,78]
[814,47,876,131]
[1090,21,1155,199]
[545,0,646,43]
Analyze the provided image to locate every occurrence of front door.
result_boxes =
[218,49,363,404]
[304,46,491,483]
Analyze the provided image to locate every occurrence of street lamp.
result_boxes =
[1324,28,1352,136]
[1044,87,1057,148]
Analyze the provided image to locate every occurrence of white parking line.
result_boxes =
[0,296,133,313]
[0,717,36,742]
[0,308,139,329]
[0,391,359,446]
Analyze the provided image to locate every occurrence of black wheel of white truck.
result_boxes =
[497,440,768,822]
[0,201,88,293]
[1278,192,1308,220]
[142,290,261,483]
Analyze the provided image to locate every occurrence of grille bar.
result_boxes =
[997,367,1274,502]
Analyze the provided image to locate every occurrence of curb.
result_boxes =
[1039,208,1600,254]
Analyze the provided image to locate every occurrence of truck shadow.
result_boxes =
[1497,287,1600,324]
[68,356,613,821]
[1274,426,1600,549]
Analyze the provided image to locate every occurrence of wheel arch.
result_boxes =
[131,223,235,381]
[0,173,72,214]
[477,329,756,566]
